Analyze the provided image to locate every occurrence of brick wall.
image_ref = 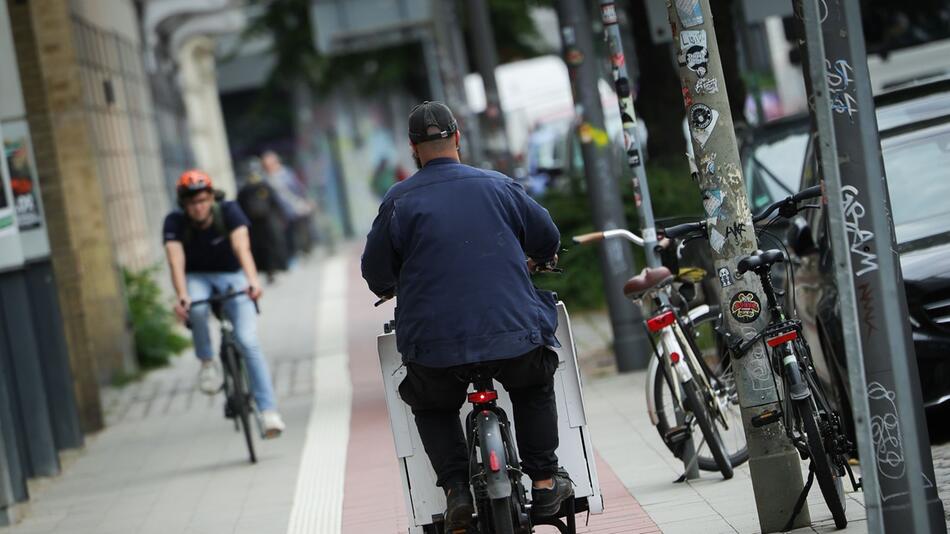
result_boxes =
[8,0,138,432]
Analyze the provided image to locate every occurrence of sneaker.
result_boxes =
[531,470,574,518]
[261,410,286,439]
[198,361,222,394]
[443,483,474,533]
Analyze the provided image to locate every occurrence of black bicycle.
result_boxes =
[667,186,858,529]
[189,288,260,464]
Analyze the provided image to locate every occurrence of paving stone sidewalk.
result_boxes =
[0,255,324,534]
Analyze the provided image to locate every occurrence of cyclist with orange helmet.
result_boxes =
[163,169,285,437]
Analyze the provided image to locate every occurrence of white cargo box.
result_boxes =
[377,302,604,532]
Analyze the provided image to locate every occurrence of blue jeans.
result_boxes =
[187,271,277,411]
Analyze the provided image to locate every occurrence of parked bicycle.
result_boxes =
[188,288,261,464]
[662,185,859,529]
[573,231,742,479]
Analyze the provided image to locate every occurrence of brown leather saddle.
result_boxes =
[623,266,674,300]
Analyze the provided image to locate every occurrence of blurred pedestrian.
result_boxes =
[237,158,288,283]
[261,150,315,267]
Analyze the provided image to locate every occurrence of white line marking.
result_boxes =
[287,254,351,534]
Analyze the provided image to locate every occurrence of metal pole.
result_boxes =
[665,2,809,530]
[598,1,660,268]
[466,0,513,174]
[420,29,446,103]
[555,0,651,372]
[432,0,485,166]
[794,0,946,531]
[598,0,698,480]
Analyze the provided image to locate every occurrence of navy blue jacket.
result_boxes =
[361,158,561,368]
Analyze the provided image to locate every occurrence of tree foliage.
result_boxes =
[240,0,550,101]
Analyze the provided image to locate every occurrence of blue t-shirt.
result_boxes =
[162,201,249,273]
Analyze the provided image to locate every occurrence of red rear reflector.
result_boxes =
[670,352,681,364]
[489,451,501,472]
[646,310,676,333]
[766,331,798,347]
[468,390,498,404]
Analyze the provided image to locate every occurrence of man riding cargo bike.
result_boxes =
[362,101,574,533]
[163,169,285,439]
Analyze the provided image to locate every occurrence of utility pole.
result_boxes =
[555,0,650,371]
[466,0,513,174]
[794,0,946,532]
[598,0,698,478]
[665,2,809,531]
[420,29,446,103]
[430,0,484,165]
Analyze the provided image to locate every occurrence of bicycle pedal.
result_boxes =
[663,425,690,445]
[751,409,782,428]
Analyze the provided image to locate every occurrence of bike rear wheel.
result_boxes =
[682,378,733,479]
[796,399,846,529]
[490,497,515,534]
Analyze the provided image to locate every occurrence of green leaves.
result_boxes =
[123,266,191,370]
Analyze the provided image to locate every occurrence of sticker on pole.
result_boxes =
[718,267,734,288]
[702,188,723,220]
[601,3,618,25]
[730,291,762,323]
[680,30,709,78]
[695,77,719,95]
[675,0,704,28]
[689,104,719,148]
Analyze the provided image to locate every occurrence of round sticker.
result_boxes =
[730,291,761,323]
[690,103,713,130]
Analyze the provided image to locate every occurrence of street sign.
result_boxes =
[310,0,432,56]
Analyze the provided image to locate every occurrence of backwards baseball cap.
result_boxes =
[408,101,458,144]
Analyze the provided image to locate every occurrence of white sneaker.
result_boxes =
[261,410,286,439]
[198,361,222,394]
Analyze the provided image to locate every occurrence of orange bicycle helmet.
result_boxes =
[176,169,213,200]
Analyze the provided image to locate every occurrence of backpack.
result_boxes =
[183,202,228,246]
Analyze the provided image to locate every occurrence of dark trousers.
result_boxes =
[398,347,560,488]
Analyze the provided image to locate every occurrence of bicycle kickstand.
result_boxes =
[533,498,577,534]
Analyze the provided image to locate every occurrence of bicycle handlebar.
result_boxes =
[572,229,645,247]
[371,257,563,307]
[751,185,822,224]
[662,221,708,240]
[190,288,260,314]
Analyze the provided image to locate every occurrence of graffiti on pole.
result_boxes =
[826,58,858,118]
[841,185,879,276]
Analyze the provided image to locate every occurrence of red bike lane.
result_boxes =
[339,248,660,533]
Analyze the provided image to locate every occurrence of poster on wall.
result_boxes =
[0,156,12,238]
[3,121,41,230]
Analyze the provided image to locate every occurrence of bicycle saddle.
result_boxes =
[737,249,785,275]
[623,266,673,300]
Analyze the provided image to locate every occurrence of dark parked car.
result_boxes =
[788,79,950,422]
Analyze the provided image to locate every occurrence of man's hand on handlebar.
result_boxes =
[527,254,560,273]
[174,295,191,323]
[247,285,263,301]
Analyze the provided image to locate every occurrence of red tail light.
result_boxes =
[468,390,498,404]
[670,352,681,364]
[766,331,798,347]
[489,450,501,472]
[646,310,676,333]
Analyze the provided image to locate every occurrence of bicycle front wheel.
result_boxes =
[226,346,257,464]
[796,399,847,529]
[682,378,733,479]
